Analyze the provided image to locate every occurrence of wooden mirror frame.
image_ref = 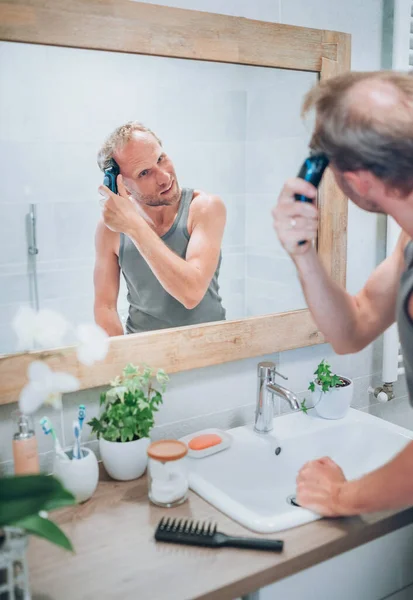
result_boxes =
[0,0,350,405]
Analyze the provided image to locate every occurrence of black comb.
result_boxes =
[155,518,283,552]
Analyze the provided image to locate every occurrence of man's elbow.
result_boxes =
[328,337,366,355]
[331,343,353,356]
[182,296,203,310]
[181,288,206,310]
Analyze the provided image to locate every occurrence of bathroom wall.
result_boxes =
[243,67,316,316]
[1,0,409,474]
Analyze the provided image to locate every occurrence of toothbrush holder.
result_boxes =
[53,447,99,503]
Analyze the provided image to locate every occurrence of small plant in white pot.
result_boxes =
[88,363,169,481]
[308,359,353,419]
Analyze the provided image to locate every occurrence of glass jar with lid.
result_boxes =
[147,440,188,508]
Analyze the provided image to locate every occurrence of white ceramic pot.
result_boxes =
[312,377,353,419]
[99,436,150,481]
[53,447,99,503]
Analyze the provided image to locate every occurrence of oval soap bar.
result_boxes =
[188,433,222,451]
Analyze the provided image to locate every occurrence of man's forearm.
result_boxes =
[293,247,362,352]
[126,219,205,309]
[95,307,124,337]
[337,441,413,515]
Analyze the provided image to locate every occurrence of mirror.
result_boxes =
[0,41,318,354]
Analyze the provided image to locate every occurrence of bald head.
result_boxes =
[348,77,412,127]
[97,121,162,172]
[302,71,413,194]
[353,78,401,107]
[114,130,159,160]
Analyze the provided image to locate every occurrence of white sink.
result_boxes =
[184,409,413,533]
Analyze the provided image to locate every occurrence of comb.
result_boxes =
[155,518,283,552]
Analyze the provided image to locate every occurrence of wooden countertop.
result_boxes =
[28,470,413,600]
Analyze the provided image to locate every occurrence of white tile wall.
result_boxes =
[0,325,19,355]
[246,253,297,284]
[0,273,31,305]
[245,68,317,142]
[221,194,245,250]
[219,252,245,282]
[170,141,246,195]
[153,90,248,144]
[0,204,30,266]
[246,281,307,316]
[243,66,316,316]
[245,137,310,195]
[245,194,284,252]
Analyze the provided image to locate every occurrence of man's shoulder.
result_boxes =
[186,190,226,234]
[190,189,225,214]
[95,218,120,255]
[394,230,412,264]
[399,230,412,251]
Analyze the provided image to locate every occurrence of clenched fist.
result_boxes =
[272,178,319,256]
[99,175,139,234]
[296,456,347,517]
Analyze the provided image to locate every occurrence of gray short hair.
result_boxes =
[302,71,413,194]
[97,121,162,171]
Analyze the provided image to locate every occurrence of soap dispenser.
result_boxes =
[12,411,40,475]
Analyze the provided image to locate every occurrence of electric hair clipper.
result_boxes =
[294,153,329,202]
[294,153,329,245]
[103,158,120,194]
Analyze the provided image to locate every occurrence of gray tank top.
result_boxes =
[397,240,413,404]
[119,188,226,333]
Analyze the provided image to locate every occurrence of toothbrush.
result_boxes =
[73,420,81,460]
[76,405,86,459]
[40,417,68,461]
[78,404,86,440]
[78,404,86,428]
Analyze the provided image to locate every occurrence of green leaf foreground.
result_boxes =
[0,474,75,551]
[13,514,73,552]
[0,474,75,527]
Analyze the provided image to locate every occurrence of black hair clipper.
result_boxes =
[294,154,329,202]
[103,158,120,194]
[295,153,329,245]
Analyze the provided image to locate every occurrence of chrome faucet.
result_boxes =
[254,361,300,434]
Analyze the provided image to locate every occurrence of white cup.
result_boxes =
[53,447,99,503]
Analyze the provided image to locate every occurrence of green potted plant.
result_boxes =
[308,359,353,419]
[88,363,169,481]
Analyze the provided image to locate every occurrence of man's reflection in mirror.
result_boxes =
[94,122,226,335]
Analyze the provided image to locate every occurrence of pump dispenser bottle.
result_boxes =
[12,411,40,474]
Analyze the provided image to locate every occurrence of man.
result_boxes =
[94,122,226,335]
[272,71,413,516]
